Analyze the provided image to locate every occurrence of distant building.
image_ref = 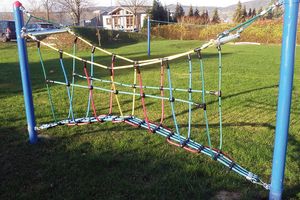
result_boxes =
[83,10,108,27]
[102,6,148,32]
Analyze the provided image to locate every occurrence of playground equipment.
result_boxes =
[13,1,298,199]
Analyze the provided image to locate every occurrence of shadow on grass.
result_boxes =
[0,124,268,200]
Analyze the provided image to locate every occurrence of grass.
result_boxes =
[0,39,299,200]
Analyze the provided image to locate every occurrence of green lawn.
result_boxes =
[0,39,299,200]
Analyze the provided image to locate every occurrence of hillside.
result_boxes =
[166,0,270,21]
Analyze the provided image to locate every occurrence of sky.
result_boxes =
[0,0,253,12]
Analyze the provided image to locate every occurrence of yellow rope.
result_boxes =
[110,70,124,117]
[131,68,137,116]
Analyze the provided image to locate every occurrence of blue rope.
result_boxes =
[59,55,75,121]
[166,61,182,144]
[187,54,193,140]
[198,51,213,156]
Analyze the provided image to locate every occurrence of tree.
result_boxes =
[248,8,252,18]
[200,9,209,24]
[150,0,167,22]
[194,8,200,17]
[233,1,243,23]
[41,0,55,21]
[188,5,194,17]
[55,0,91,25]
[118,0,149,29]
[27,0,42,14]
[211,8,220,24]
[252,8,256,17]
[174,3,185,21]
[242,5,247,21]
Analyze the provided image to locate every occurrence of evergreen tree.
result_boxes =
[188,5,194,17]
[174,3,185,21]
[248,8,252,18]
[194,8,200,17]
[201,9,209,24]
[151,0,160,20]
[233,1,243,22]
[150,0,168,22]
[242,5,247,21]
[211,8,220,24]
[252,8,256,17]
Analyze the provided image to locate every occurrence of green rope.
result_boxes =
[37,44,57,122]
[68,42,77,119]
[217,47,223,150]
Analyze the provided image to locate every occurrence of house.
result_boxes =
[102,6,148,32]
[83,10,109,27]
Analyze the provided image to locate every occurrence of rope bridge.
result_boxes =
[19,0,283,190]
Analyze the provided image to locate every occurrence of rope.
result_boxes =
[160,61,165,125]
[217,46,223,150]
[67,30,134,63]
[58,51,75,121]
[36,42,57,122]
[109,55,124,116]
[132,67,137,116]
[86,46,95,119]
[166,60,182,144]
[83,61,104,123]
[135,63,152,132]
[69,38,77,119]
[74,73,217,95]
[197,50,212,154]
[187,54,193,140]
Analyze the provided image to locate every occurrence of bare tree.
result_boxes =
[55,0,90,25]
[27,0,42,14]
[41,0,55,21]
[118,0,148,29]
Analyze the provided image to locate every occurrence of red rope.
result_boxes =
[166,138,204,154]
[160,62,165,125]
[83,62,103,123]
[136,65,152,132]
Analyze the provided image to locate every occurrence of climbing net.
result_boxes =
[20,1,283,190]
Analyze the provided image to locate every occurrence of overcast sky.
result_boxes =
[0,0,254,12]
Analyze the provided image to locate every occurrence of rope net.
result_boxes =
[20,0,284,190]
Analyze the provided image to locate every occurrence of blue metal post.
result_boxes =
[269,0,299,199]
[13,1,38,144]
[147,16,151,57]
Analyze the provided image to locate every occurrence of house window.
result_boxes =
[126,16,133,28]
[106,18,111,25]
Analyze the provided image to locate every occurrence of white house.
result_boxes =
[102,6,148,32]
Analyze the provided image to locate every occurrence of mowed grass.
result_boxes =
[0,39,299,200]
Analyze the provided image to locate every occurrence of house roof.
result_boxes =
[108,6,148,15]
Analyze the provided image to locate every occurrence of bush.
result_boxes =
[150,20,300,44]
